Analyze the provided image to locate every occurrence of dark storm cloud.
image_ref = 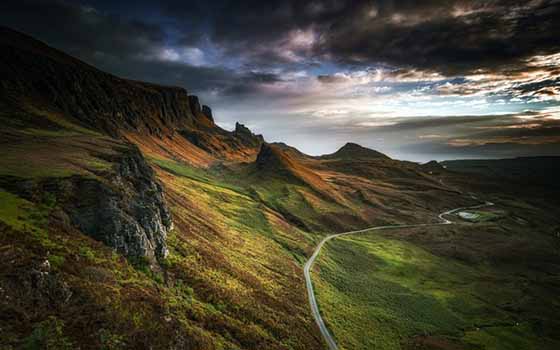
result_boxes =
[149,0,560,74]
[0,0,285,97]
[0,0,165,60]
[3,0,559,89]
[282,108,560,160]
[400,139,560,160]
[317,74,348,84]
[347,110,560,139]
[321,0,560,74]
[369,111,560,160]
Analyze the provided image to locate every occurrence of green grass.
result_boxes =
[24,107,103,137]
[0,190,51,231]
[0,108,115,179]
[313,232,552,350]
[248,176,350,233]
[463,323,543,350]
[0,100,329,349]
[23,316,74,350]
[0,136,114,179]
[150,157,248,195]
[144,157,323,348]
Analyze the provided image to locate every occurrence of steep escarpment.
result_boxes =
[0,27,204,137]
[0,26,264,164]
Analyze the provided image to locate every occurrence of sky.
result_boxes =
[2,0,560,161]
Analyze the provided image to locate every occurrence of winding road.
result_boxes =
[304,198,494,350]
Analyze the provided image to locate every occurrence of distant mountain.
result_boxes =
[420,160,445,174]
[320,142,390,160]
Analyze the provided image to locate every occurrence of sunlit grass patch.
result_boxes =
[150,157,247,195]
[0,190,51,232]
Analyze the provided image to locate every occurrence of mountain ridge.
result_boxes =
[0,26,265,165]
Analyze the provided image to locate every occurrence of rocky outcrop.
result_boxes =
[234,122,265,147]
[202,105,213,122]
[63,147,172,260]
[256,143,282,170]
[255,143,298,175]
[1,146,172,261]
[179,121,265,160]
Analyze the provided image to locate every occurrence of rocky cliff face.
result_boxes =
[63,147,173,260]
[202,105,213,122]
[2,146,172,261]
[234,122,265,148]
[255,143,292,171]
[0,27,198,138]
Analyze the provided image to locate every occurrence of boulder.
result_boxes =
[64,147,173,260]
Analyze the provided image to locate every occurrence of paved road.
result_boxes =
[303,198,494,350]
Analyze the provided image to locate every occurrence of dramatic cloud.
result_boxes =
[320,1,560,74]
[1,0,559,161]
